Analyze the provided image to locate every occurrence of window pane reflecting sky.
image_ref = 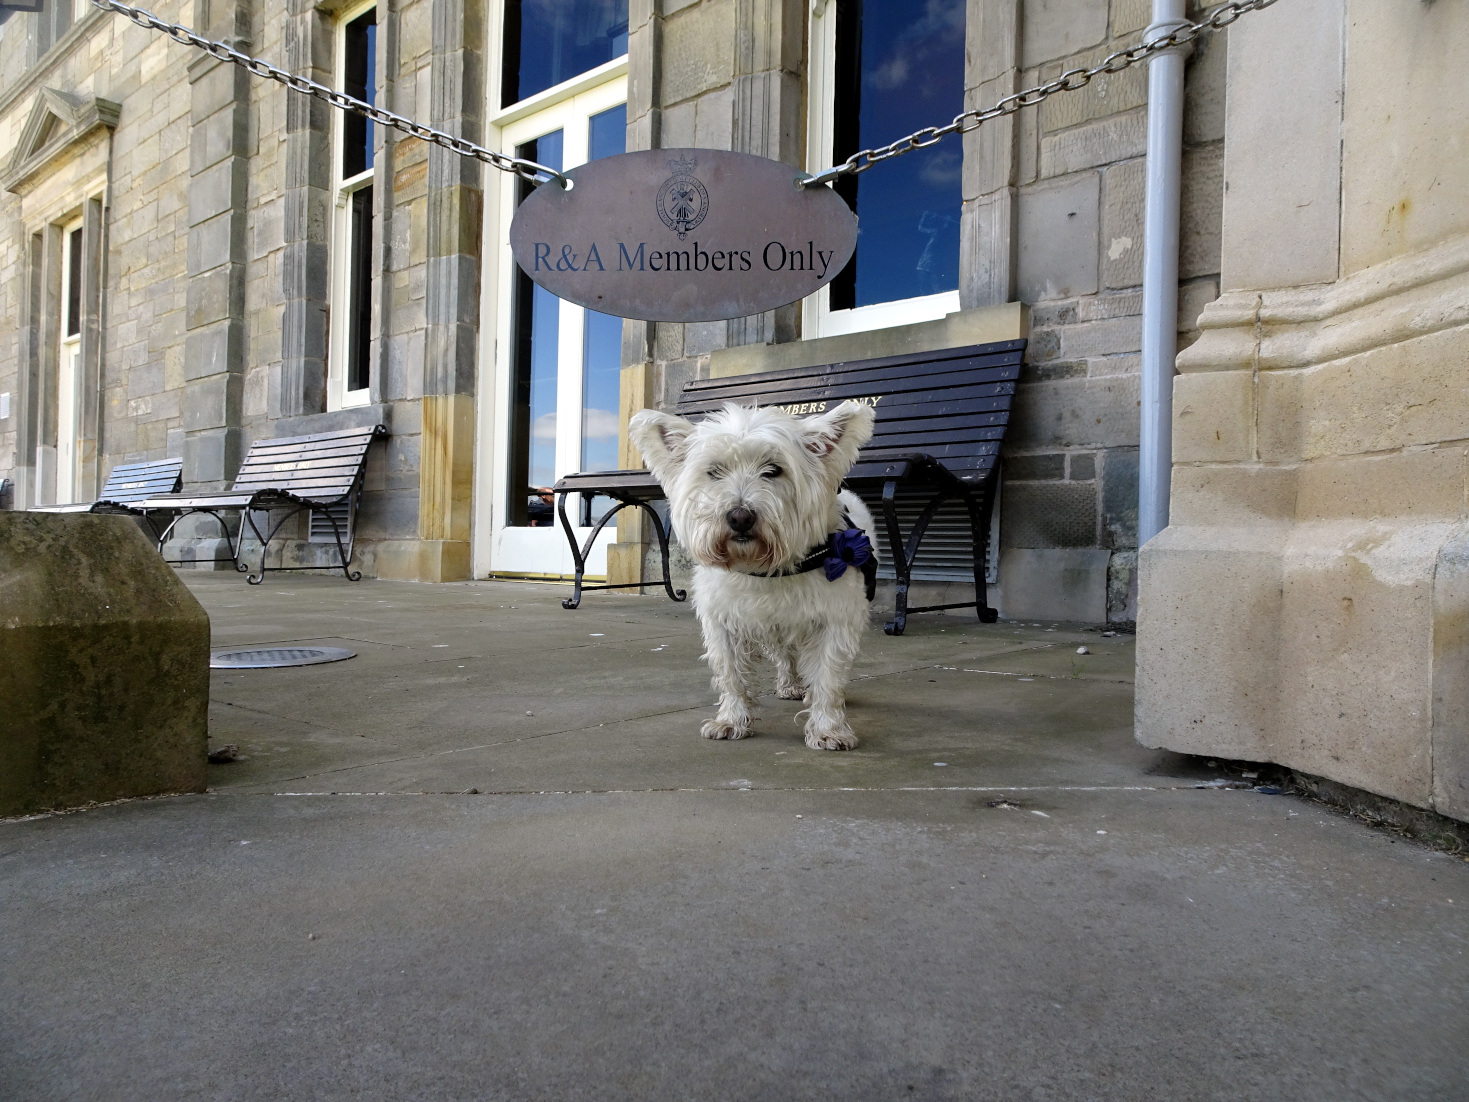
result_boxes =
[840,0,964,309]
[504,0,629,106]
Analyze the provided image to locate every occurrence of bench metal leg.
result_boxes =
[316,501,362,582]
[879,472,999,635]
[155,509,248,573]
[879,480,909,636]
[245,505,304,585]
[967,469,1000,624]
[883,481,951,637]
[557,492,686,610]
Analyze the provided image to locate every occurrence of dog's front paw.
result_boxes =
[702,718,751,740]
[805,724,858,751]
[775,684,807,701]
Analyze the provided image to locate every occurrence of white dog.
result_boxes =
[629,400,878,750]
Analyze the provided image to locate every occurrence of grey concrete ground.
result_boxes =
[2,575,1467,1101]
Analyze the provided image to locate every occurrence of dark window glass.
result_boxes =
[578,104,628,524]
[346,185,374,392]
[35,0,72,59]
[830,0,964,310]
[342,8,377,178]
[509,130,564,526]
[65,226,82,338]
[502,0,629,108]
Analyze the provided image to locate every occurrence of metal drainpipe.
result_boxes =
[1138,0,1191,546]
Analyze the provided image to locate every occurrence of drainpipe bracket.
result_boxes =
[1143,19,1196,60]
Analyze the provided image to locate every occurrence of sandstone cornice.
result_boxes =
[1177,233,1469,374]
[2,87,121,194]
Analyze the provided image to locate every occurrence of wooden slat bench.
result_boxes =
[553,338,1024,635]
[30,457,184,537]
[136,426,386,584]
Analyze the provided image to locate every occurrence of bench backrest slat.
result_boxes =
[676,339,1025,483]
[229,427,383,501]
[99,458,184,503]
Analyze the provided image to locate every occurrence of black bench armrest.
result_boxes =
[553,469,665,499]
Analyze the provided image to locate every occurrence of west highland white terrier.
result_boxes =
[629,400,879,750]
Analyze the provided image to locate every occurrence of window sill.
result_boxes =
[490,54,629,129]
[811,290,961,339]
[707,302,1029,380]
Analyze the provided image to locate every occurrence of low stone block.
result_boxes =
[0,514,210,817]
[995,547,1110,622]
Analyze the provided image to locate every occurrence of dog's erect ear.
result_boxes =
[629,409,695,485]
[802,400,875,479]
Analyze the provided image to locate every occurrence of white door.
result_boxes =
[487,80,627,577]
[54,220,83,505]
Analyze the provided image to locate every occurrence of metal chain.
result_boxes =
[91,0,1278,192]
[800,0,1279,188]
[87,0,571,188]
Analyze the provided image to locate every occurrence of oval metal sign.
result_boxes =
[509,148,858,323]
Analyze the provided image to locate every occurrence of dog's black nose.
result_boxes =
[726,507,757,535]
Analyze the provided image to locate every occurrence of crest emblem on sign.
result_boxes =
[655,156,709,239]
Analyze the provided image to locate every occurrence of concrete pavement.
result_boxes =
[2,575,1466,1100]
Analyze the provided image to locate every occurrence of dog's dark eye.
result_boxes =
[761,465,783,479]
[707,466,725,480]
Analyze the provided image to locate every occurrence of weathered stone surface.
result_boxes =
[1010,374,1140,450]
[1021,0,1107,69]
[1220,0,1343,291]
[1339,0,1469,276]
[1004,453,1064,481]
[1041,110,1146,181]
[0,514,209,817]
[1017,172,1100,302]
[1001,480,1097,548]
[1100,446,1138,549]
[1101,157,1144,290]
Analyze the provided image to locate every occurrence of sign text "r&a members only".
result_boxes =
[529,240,841,279]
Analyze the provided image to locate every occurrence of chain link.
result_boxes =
[87,0,571,188]
[801,0,1279,188]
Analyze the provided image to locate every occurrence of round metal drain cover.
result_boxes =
[210,646,356,669]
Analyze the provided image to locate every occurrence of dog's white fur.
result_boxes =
[629,400,878,750]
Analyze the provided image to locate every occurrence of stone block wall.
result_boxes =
[0,0,437,574]
[996,0,1226,623]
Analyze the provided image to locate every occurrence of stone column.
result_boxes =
[961,0,1021,308]
[184,0,252,487]
[13,230,46,509]
[411,0,483,581]
[76,194,105,499]
[1136,0,1469,822]
[276,0,332,421]
[725,0,802,348]
[607,0,664,590]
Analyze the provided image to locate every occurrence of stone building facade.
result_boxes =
[0,0,1230,621]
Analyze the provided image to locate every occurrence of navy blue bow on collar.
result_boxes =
[742,509,878,602]
[824,526,873,583]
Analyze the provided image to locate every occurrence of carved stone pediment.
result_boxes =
[2,87,120,194]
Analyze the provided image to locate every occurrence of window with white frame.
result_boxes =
[53,217,83,504]
[805,0,965,338]
[328,0,377,410]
